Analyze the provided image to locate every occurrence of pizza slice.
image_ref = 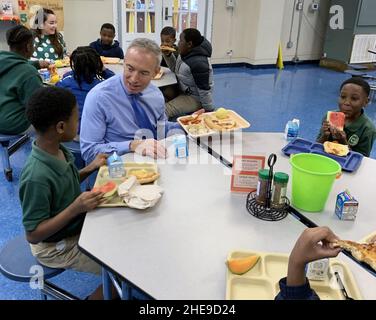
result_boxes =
[128,169,160,184]
[160,45,176,52]
[333,240,376,271]
[323,141,349,157]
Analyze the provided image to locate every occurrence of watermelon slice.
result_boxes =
[92,181,117,198]
[327,111,345,130]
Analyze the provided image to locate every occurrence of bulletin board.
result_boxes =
[18,0,64,31]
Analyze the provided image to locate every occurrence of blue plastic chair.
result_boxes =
[62,140,95,190]
[62,140,85,169]
[0,134,29,181]
[347,64,368,71]
[0,235,78,300]
[344,69,367,77]
[368,81,376,103]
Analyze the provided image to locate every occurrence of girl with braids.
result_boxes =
[56,46,114,133]
[31,8,67,61]
[0,25,43,134]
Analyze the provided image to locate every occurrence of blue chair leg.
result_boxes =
[122,281,132,300]
[0,134,29,181]
[0,142,12,181]
[102,268,112,300]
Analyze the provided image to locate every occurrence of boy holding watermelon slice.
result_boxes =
[19,87,113,299]
[317,77,376,157]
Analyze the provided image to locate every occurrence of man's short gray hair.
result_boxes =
[127,38,162,66]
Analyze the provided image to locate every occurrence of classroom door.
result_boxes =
[116,0,212,50]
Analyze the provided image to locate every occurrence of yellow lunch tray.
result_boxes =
[94,162,159,208]
[226,250,363,300]
[177,110,251,139]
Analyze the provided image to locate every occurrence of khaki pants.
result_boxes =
[30,235,101,275]
[165,94,202,119]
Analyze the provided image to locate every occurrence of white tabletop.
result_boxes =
[199,132,376,240]
[79,137,308,300]
[198,132,376,297]
[57,65,177,88]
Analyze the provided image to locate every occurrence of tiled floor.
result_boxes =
[1,64,375,299]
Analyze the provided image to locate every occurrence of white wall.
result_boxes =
[210,0,330,65]
[252,0,286,65]
[63,0,113,52]
[280,0,330,62]
[210,0,260,64]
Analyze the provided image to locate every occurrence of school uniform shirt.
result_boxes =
[317,110,376,157]
[19,142,84,243]
[89,39,124,59]
[56,68,115,132]
[32,33,66,61]
[80,74,181,163]
[0,51,43,134]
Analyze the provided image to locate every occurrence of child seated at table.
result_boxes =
[0,25,43,135]
[160,26,179,102]
[89,23,124,59]
[56,46,115,134]
[275,227,341,300]
[160,26,179,67]
[317,77,376,157]
[19,86,111,300]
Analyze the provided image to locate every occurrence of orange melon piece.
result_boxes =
[227,255,260,275]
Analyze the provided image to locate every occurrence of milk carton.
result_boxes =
[38,69,50,82]
[107,152,125,178]
[173,135,188,158]
[284,118,300,141]
[306,258,329,281]
[335,190,359,221]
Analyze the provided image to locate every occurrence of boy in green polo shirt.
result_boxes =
[317,77,376,157]
[19,86,109,299]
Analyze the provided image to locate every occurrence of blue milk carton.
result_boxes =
[38,69,50,82]
[335,190,359,221]
[284,118,300,141]
[173,135,188,158]
[107,152,125,178]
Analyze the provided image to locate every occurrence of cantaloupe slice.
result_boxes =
[227,255,260,275]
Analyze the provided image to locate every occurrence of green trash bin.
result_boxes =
[290,153,341,212]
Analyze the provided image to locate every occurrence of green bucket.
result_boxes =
[290,153,341,212]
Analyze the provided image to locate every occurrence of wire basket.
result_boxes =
[245,153,290,222]
[246,192,290,221]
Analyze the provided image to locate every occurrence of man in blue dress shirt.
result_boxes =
[80,38,182,163]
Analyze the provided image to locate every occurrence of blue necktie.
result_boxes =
[130,94,157,139]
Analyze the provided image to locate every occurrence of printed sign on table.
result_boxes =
[231,155,265,193]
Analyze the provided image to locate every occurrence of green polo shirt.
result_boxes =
[19,142,84,243]
[317,110,376,157]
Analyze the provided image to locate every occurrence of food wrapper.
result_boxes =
[118,176,164,210]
